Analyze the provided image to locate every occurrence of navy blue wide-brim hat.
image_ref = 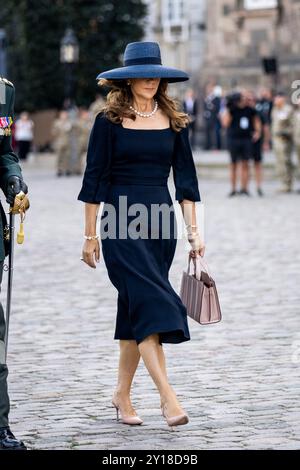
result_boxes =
[96,41,189,83]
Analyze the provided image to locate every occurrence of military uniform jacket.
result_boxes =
[0,78,23,262]
[293,109,300,146]
[271,104,294,141]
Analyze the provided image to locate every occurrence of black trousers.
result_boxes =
[17,140,31,160]
[0,261,10,428]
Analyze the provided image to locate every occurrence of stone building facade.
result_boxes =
[143,0,207,90]
[202,0,300,91]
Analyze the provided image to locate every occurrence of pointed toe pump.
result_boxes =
[161,405,189,430]
[112,399,143,426]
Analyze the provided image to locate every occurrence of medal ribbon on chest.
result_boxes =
[0,116,13,136]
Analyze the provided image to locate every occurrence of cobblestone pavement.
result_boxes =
[2,157,300,450]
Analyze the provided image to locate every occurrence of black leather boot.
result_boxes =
[0,427,27,450]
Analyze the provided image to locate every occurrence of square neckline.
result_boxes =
[120,125,171,131]
[120,118,171,131]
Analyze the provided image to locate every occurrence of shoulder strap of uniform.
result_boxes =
[0,77,14,88]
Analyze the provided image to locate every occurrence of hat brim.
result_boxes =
[96,64,189,83]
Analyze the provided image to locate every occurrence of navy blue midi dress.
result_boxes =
[78,112,201,345]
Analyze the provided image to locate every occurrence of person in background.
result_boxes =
[183,88,198,149]
[256,88,273,148]
[246,90,266,197]
[74,108,92,175]
[213,85,223,150]
[220,90,261,197]
[271,91,294,193]
[89,93,106,119]
[14,112,34,160]
[52,110,72,177]
[203,83,221,150]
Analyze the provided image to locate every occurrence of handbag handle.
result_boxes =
[187,252,211,280]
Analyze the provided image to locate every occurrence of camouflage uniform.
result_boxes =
[293,106,300,178]
[75,115,91,175]
[271,104,294,191]
[89,96,105,120]
[52,115,72,175]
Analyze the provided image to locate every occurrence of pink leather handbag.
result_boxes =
[180,253,222,325]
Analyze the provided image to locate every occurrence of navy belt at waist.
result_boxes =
[111,175,168,186]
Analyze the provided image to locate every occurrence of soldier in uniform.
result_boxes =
[88,93,105,119]
[0,77,29,450]
[74,108,91,175]
[52,110,72,177]
[271,91,294,193]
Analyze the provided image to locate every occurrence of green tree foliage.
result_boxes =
[0,0,147,111]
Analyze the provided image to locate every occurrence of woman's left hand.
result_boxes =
[188,232,205,258]
[189,246,205,258]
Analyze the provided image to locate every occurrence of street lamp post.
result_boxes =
[60,28,79,109]
[60,28,79,175]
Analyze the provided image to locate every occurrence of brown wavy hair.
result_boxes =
[97,78,190,132]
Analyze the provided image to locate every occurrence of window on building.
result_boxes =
[161,0,188,42]
[223,4,231,15]
[162,0,185,23]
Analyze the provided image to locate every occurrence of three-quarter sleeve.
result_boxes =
[77,112,112,203]
[172,124,201,203]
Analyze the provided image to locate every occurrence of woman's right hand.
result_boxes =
[81,239,100,268]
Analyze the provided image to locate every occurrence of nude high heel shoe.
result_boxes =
[112,398,143,425]
[161,404,189,430]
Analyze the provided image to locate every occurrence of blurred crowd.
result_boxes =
[51,94,105,177]
[183,84,300,196]
[10,94,105,177]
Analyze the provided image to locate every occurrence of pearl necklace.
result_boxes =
[129,100,158,118]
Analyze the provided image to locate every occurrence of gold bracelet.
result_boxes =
[187,229,199,236]
[186,224,198,232]
[188,234,199,240]
[84,235,99,240]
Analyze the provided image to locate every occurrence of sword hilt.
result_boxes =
[10,190,30,215]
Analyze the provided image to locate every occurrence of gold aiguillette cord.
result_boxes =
[17,210,25,244]
[10,191,30,244]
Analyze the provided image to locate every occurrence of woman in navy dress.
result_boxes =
[78,42,205,428]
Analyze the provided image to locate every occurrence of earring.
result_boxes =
[127,81,131,85]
